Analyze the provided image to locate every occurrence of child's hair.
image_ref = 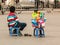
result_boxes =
[34,10,37,13]
[9,6,15,12]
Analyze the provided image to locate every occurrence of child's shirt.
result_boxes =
[7,12,18,27]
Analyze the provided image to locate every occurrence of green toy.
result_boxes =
[40,12,44,18]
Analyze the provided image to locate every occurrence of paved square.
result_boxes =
[0,11,60,45]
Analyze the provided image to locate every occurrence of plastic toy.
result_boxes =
[40,12,44,17]
[32,11,46,37]
[32,19,38,27]
[36,15,40,22]
[32,12,37,19]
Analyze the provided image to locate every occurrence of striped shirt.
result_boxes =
[7,12,18,27]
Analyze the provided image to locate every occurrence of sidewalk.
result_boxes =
[0,11,60,45]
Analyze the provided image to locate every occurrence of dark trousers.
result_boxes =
[16,22,27,31]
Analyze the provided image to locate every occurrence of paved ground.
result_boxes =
[0,10,60,45]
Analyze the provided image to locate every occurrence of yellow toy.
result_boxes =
[32,11,37,19]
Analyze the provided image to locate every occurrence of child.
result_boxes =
[7,6,27,35]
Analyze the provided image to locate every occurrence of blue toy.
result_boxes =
[44,18,47,22]
[32,19,38,26]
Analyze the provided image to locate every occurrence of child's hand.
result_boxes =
[16,18,19,21]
